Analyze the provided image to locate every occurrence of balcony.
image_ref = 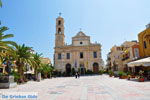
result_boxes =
[122,56,129,61]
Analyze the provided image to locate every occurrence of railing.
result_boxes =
[122,56,129,61]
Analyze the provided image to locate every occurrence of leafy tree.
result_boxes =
[32,53,42,80]
[0,26,16,50]
[10,44,34,83]
[0,26,16,66]
[41,64,53,78]
[0,0,2,7]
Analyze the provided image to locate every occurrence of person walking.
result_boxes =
[77,72,80,78]
[75,72,78,79]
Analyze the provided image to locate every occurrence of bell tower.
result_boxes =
[55,13,65,47]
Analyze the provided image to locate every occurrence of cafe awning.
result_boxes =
[128,57,150,67]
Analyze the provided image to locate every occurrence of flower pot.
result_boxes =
[119,76,122,79]
[127,75,131,80]
[24,79,28,82]
[120,76,127,79]
[131,76,135,78]
[124,76,128,79]
[139,78,144,82]
[109,75,113,77]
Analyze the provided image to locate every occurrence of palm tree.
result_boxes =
[0,26,16,50]
[33,53,42,80]
[0,26,16,66]
[0,0,2,7]
[41,64,53,78]
[10,44,34,83]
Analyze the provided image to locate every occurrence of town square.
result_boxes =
[1,75,150,100]
[0,0,150,100]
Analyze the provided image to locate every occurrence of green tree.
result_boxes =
[33,53,42,80]
[0,26,15,50]
[0,0,2,7]
[10,44,34,83]
[0,26,16,65]
[41,64,53,78]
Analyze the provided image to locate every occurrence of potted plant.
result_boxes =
[127,75,131,80]
[114,71,119,77]
[138,70,144,82]
[11,71,20,83]
[127,72,131,80]
[118,71,123,79]
[99,70,104,75]
[121,73,127,79]
[138,76,144,82]
[131,74,136,78]
[108,70,114,77]
[118,71,127,79]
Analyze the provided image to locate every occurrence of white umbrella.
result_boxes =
[128,57,150,67]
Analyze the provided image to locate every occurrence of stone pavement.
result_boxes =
[0,75,150,100]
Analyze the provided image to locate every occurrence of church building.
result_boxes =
[54,15,103,75]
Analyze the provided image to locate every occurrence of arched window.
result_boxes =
[66,53,70,59]
[58,28,61,34]
[80,52,84,58]
[58,20,61,25]
[58,53,62,59]
[143,41,147,48]
[93,52,97,58]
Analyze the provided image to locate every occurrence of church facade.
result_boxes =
[54,15,103,75]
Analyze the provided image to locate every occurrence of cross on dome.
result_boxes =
[59,12,62,16]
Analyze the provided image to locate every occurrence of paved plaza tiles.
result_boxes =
[0,75,150,100]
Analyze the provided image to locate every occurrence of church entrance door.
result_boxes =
[93,63,99,74]
[66,64,71,76]
[80,64,85,75]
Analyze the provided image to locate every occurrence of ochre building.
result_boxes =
[108,41,139,71]
[138,24,150,57]
[54,16,103,75]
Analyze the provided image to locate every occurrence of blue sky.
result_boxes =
[0,0,150,64]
